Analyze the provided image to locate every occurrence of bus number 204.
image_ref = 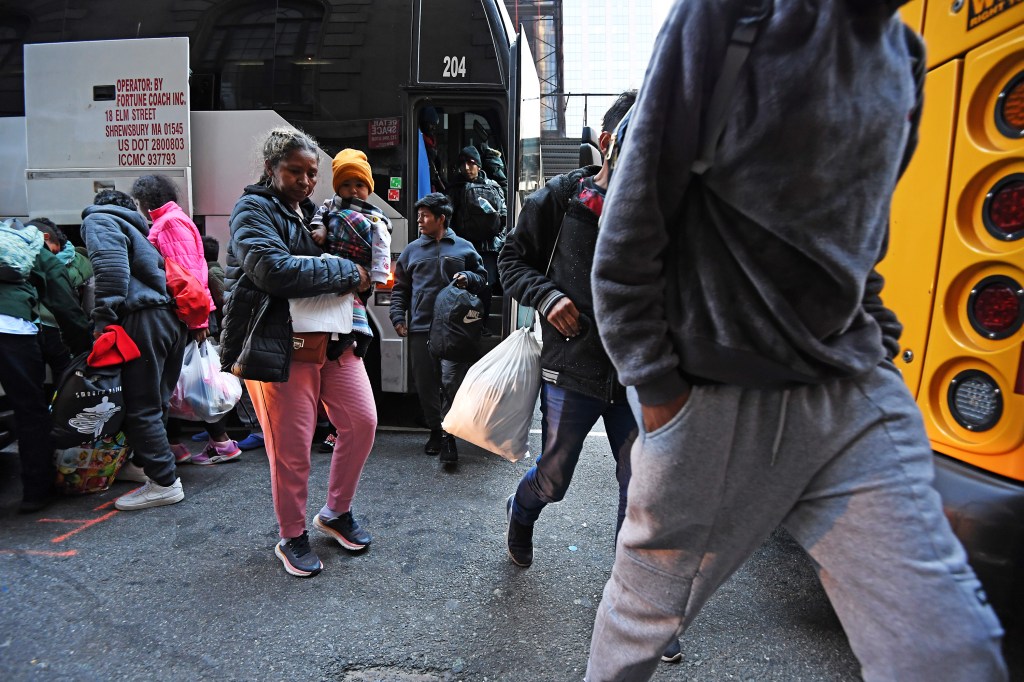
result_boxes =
[443,55,467,78]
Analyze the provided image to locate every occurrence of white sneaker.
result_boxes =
[115,461,148,484]
[114,478,184,511]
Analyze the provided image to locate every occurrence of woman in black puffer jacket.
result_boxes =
[221,127,377,579]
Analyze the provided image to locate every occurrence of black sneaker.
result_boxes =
[424,429,443,455]
[661,639,683,663]
[319,430,337,453]
[274,531,323,577]
[313,511,372,551]
[506,495,533,567]
[439,434,458,464]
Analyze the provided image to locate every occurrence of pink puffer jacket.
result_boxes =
[147,201,215,329]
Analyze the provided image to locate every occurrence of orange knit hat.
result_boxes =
[332,148,374,194]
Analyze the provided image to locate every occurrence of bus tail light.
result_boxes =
[968,275,1024,339]
[948,370,1003,432]
[983,175,1024,241]
[996,72,1024,138]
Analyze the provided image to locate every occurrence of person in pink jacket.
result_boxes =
[131,174,241,466]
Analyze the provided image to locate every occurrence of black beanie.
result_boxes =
[458,145,482,166]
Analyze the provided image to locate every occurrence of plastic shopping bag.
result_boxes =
[170,340,243,421]
[442,327,541,462]
[289,254,354,334]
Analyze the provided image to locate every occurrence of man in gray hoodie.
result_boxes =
[585,1,1007,680]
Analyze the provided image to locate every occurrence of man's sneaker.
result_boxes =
[190,430,211,442]
[319,430,337,453]
[506,495,534,567]
[661,639,683,663]
[114,478,185,511]
[424,429,443,455]
[115,461,148,483]
[313,511,372,551]
[274,531,323,577]
[439,434,458,464]
[171,443,192,464]
[191,439,242,465]
[236,433,265,451]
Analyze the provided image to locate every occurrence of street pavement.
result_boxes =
[1,417,1020,681]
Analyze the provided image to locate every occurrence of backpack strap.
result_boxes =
[691,0,774,175]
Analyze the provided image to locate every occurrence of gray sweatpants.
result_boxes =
[586,362,1006,681]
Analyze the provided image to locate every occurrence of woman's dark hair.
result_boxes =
[414,192,453,223]
[131,174,179,213]
[202,234,220,262]
[257,126,320,185]
[93,189,137,210]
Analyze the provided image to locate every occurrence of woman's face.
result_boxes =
[267,149,318,209]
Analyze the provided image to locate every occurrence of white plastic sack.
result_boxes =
[289,254,354,333]
[442,327,541,462]
[169,341,243,422]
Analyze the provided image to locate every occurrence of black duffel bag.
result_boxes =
[50,353,126,449]
[428,282,485,363]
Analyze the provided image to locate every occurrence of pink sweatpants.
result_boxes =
[246,347,377,539]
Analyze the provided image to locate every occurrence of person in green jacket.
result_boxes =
[0,219,92,512]
[28,218,93,382]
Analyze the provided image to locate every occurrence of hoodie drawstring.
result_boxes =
[771,389,790,466]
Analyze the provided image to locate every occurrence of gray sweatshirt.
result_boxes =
[592,0,924,405]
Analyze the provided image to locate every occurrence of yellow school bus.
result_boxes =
[882,0,1024,617]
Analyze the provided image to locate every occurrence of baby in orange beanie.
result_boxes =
[309,148,392,341]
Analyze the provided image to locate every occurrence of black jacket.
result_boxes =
[390,229,487,334]
[448,169,507,253]
[499,166,625,403]
[220,185,362,382]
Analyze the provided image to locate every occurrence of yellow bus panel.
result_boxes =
[917,24,1024,481]
[884,59,961,398]
[922,0,1024,69]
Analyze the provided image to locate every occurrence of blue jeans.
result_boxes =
[512,382,637,530]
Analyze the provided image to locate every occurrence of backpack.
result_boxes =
[0,219,45,282]
[428,283,485,362]
[50,353,126,449]
[457,181,503,242]
[165,257,212,328]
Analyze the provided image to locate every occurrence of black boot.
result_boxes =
[505,495,533,567]
[424,429,443,455]
[439,433,458,464]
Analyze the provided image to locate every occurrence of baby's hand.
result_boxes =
[311,226,327,246]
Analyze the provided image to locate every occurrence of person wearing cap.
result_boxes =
[307,148,394,452]
[447,145,506,335]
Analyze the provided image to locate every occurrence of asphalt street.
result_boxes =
[1,415,1021,681]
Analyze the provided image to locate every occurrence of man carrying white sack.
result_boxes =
[497,92,639,574]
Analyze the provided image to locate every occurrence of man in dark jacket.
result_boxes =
[584,2,1006,680]
[81,190,188,512]
[390,192,487,464]
[0,219,92,512]
[447,145,506,335]
[498,92,641,572]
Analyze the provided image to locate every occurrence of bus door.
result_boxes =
[505,26,544,335]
